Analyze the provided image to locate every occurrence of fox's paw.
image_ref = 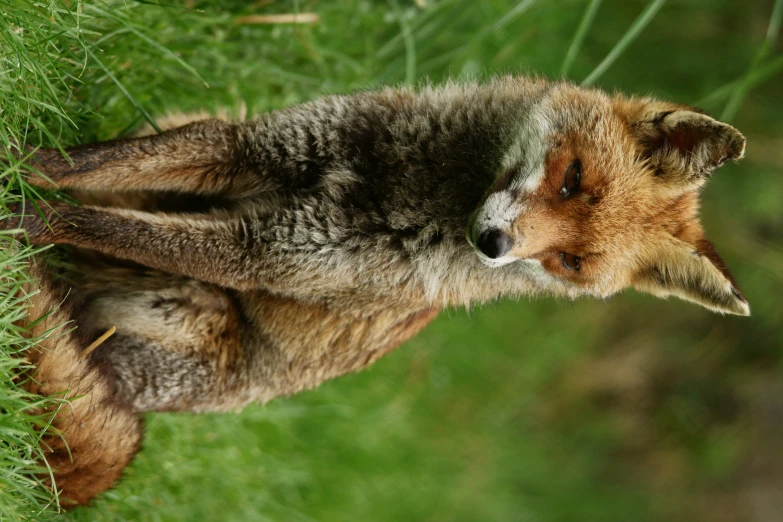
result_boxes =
[23,148,64,188]
[1,144,62,188]
[0,201,73,244]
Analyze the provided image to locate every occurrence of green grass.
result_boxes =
[1,0,782,520]
[0,242,61,521]
[1,3,93,518]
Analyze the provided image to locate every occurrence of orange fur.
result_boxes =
[18,263,142,507]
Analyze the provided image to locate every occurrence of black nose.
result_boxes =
[476,229,513,259]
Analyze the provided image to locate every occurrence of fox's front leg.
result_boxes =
[2,202,347,296]
[2,201,263,290]
[23,119,261,197]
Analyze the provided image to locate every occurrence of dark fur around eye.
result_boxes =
[561,252,581,271]
[560,160,581,198]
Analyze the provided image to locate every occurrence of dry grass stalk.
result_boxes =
[235,13,319,25]
[80,326,116,358]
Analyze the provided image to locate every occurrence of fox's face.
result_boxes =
[468,84,749,315]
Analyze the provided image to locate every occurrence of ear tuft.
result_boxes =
[634,237,750,316]
[662,111,745,166]
[619,101,746,190]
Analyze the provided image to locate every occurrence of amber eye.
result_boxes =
[561,252,581,271]
[560,160,581,198]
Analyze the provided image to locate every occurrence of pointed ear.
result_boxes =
[633,236,749,316]
[615,100,746,190]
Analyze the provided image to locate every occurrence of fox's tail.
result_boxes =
[19,261,142,507]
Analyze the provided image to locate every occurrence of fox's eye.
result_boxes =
[560,160,581,198]
[561,252,581,271]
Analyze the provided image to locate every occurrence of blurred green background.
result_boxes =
[2,0,782,520]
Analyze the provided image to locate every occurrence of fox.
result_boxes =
[4,75,749,506]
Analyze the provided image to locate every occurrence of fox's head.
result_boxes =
[468,83,749,315]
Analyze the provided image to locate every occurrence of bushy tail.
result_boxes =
[19,261,142,507]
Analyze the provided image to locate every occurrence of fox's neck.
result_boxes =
[349,82,556,305]
[246,79,554,306]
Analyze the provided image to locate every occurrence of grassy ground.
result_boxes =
[1,0,782,520]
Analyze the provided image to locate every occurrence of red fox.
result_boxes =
[4,76,748,506]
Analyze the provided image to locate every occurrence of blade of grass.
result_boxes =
[84,3,208,88]
[696,53,783,107]
[721,0,783,121]
[388,0,417,85]
[487,0,539,33]
[560,0,603,77]
[376,0,457,59]
[581,0,665,86]
[85,48,162,134]
[418,0,538,73]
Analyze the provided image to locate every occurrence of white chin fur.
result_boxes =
[475,253,517,268]
[466,235,518,268]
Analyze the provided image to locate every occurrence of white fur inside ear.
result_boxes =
[634,239,750,316]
